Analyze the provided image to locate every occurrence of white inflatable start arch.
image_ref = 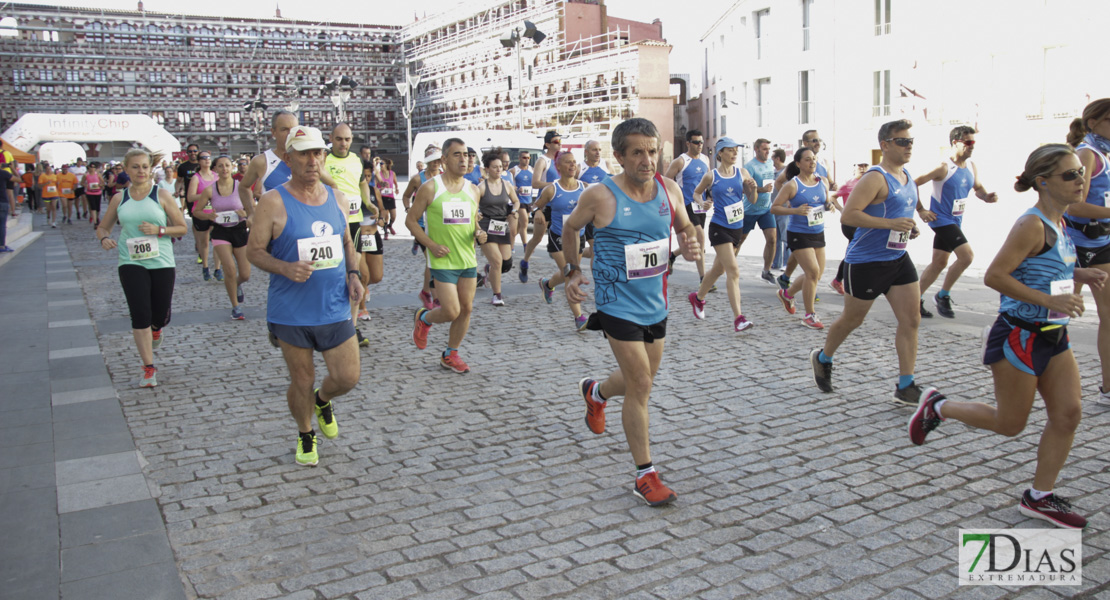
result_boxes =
[0,113,181,159]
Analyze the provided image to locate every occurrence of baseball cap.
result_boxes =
[544,130,561,145]
[466,147,477,156]
[714,137,741,157]
[285,126,327,153]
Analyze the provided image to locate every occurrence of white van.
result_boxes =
[408,130,544,177]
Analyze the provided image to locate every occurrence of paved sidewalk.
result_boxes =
[3,214,1109,599]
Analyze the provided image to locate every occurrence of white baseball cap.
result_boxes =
[285,126,327,153]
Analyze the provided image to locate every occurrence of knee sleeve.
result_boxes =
[501,258,513,273]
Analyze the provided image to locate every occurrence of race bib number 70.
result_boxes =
[625,238,669,279]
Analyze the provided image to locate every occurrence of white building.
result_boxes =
[697,0,1110,267]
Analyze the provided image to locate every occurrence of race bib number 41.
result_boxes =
[297,234,342,270]
[126,236,159,261]
[625,238,669,279]
[442,201,471,225]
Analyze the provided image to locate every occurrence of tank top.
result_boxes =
[424,175,479,271]
[380,171,397,198]
[844,166,918,264]
[478,178,511,221]
[513,166,534,203]
[117,186,174,270]
[266,185,350,326]
[929,159,975,228]
[578,162,610,185]
[786,176,828,235]
[209,179,243,227]
[193,171,217,214]
[84,172,103,196]
[594,176,673,325]
[324,151,365,223]
[743,157,776,214]
[464,165,483,185]
[541,155,559,188]
[999,207,1076,325]
[548,180,585,237]
[1065,141,1110,248]
[709,168,746,229]
[261,149,292,194]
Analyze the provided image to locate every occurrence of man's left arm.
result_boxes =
[972,163,998,203]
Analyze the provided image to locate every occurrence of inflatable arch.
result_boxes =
[0,113,181,160]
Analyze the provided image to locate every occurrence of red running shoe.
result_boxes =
[1018,491,1087,529]
[579,378,605,434]
[633,471,677,507]
[440,350,470,373]
[412,308,431,349]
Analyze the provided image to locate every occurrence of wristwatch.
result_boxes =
[563,263,580,278]
[347,269,360,277]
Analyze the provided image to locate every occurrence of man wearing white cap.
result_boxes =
[247,126,364,468]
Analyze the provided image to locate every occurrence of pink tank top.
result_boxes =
[209,179,243,226]
[85,172,103,195]
[381,171,396,197]
[195,171,217,212]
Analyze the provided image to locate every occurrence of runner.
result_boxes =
[909,143,1104,529]
[663,129,710,280]
[578,140,614,184]
[408,138,486,374]
[739,138,779,284]
[776,130,837,289]
[58,165,78,225]
[563,117,701,506]
[476,148,520,306]
[915,126,998,318]
[686,137,758,332]
[521,131,562,282]
[186,151,223,282]
[71,158,88,221]
[83,161,105,227]
[463,147,483,185]
[534,151,589,329]
[402,147,443,309]
[246,125,364,467]
[325,123,375,346]
[237,110,300,208]
[192,156,251,320]
[771,148,829,329]
[95,148,187,388]
[510,150,535,253]
[38,163,59,228]
[1063,98,1110,403]
[357,157,386,321]
[175,144,201,261]
[810,119,937,406]
[771,148,791,270]
[375,158,399,239]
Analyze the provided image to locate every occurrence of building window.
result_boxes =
[151,86,163,95]
[94,86,107,94]
[149,72,162,83]
[873,70,891,117]
[151,111,165,125]
[228,112,241,130]
[39,69,52,81]
[757,78,771,127]
[177,73,188,83]
[798,70,812,124]
[874,0,891,36]
[203,111,217,131]
[41,84,55,93]
[755,10,770,60]
[67,84,80,94]
[200,73,214,83]
[201,87,215,96]
[720,115,727,137]
[177,111,191,129]
[12,69,26,92]
[711,94,717,138]
[66,70,79,82]
[802,0,813,51]
[94,71,106,82]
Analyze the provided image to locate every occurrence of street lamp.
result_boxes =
[323,75,359,123]
[243,97,268,154]
[500,19,546,132]
[394,54,422,164]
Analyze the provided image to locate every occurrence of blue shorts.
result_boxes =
[268,320,356,352]
[742,211,776,235]
[431,267,478,285]
[982,314,1070,376]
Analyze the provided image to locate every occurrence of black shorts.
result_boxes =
[841,224,857,242]
[381,195,396,210]
[86,195,102,212]
[585,222,595,241]
[843,253,919,301]
[982,314,1070,376]
[1075,241,1110,268]
[358,229,383,255]
[707,223,743,248]
[479,217,512,246]
[547,231,585,254]
[74,186,84,198]
[348,222,360,243]
[786,231,826,251]
[192,217,212,232]
[685,203,707,227]
[268,320,356,352]
[210,222,249,248]
[586,311,667,343]
[931,223,969,252]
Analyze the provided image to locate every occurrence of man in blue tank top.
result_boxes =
[811,120,947,408]
[521,131,562,282]
[247,126,364,468]
[913,126,998,319]
[562,118,702,508]
[663,129,710,280]
[739,138,779,284]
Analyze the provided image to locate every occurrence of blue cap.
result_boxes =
[714,137,740,157]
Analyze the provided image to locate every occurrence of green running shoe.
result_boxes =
[296,431,318,466]
[314,388,338,439]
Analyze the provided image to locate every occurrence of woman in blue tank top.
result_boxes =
[771,148,829,329]
[909,144,1107,530]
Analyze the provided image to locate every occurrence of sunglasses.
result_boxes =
[957,139,976,147]
[198,155,212,159]
[689,140,704,145]
[884,137,914,147]
[1048,167,1085,182]
[187,149,198,153]
[806,138,822,144]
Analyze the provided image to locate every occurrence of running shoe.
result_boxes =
[893,382,934,407]
[389,226,397,236]
[760,270,777,285]
[440,350,470,373]
[314,388,338,439]
[908,387,945,446]
[214,269,224,282]
[633,471,677,507]
[540,278,554,304]
[575,314,589,332]
[411,241,418,255]
[1018,491,1087,530]
[236,284,245,304]
[139,365,157,388]
[688,291,706,320]
[579,378,605,434]
[1099,386,1110,406]
[477,263,490,288]
[0,246,13,253]
[777,289,796,315]
[777,274,790,290]
[196,255,203,264]
[412,308,431,349]
[829,278,845,295]
[231,306,245,320]
[151,329,163,350]
[51,222,56,228]
[419,290,435,311]
[67,217,72,225]
[358,309,371,321]
[802,314,823,329]
[202,267,211,281]
[934,293,955,318]
[810,348,833,392]
[519,259,529,283]
[734,315,754,332]
[920,299,934,319]
[382,229,389,240]
[296,431,318,467]
[491,293,505,306]
[357,330,370,347]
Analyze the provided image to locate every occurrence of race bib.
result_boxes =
[625,238,669,279]
[381,187,395,198]
[488,220,508,236]
[297,234,342,270]
[46,185,57,194]
[725,202,744,224]
[442,201,471,225]
[952,197,968,216]
[887,229,909,250]
[807,206,825,226]
[520,186,532,198]
[215,211,239,225]
[62,188,72,195]
[359,233,378,253]
[1048,279,1074,323]
[126,236,159,261]
[692,201,707,214]
[88,182,100,191]
[348,198,361,215]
